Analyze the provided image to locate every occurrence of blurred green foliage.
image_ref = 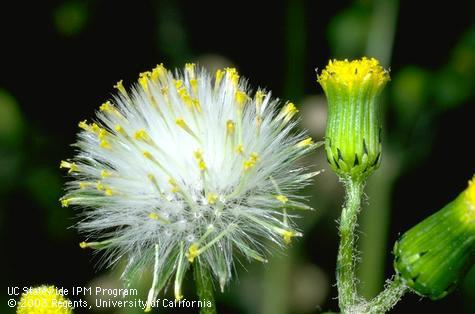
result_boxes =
[328,4,370,59]
[0,89,24,191]
[0,89,24,146]
[53,1,89,36]
[392,66,430,123]
[26,166,70,235]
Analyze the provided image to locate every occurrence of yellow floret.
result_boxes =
[175,118,187,129]
[60,199,70,207]
[78,120,91,131]
[134,129,150,142]
[193,150,203,160]
[235,90,248,108]
[190,79,198,94]
[99,101,113,112]
[113,80,127,96]
[215,69,224,87]
[151,64,167,83]
[296,137,314,148]
[59,161,78,173]
[17,285,72,314]
[225,67,239,86]
[226,120,235,135]
[149,212,160,220]
[243,153,260,171]
[235,144,244,155]
[281,102,298,123]
[197,160,207,171]
[466,175,475,207]
[168,178,180,193]
[193,150,207,171]
[185,63,196,79]
[318,57,390,90]
[207,193,218,205]
[255,90,265,106]
[186,243,200,263]
[282,230,300,244]
[99,139,111,149]
[96,181,104,191]
[138,72,151,93]
[114,124,125,135]
[275,194,289,204]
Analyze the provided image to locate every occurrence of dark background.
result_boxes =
[1,0,474,313]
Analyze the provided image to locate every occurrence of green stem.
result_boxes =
[358,151,400,298]
[364,277,407,314]
[336,178,407,314]
[194,260,217,314]
[337,178,365,312]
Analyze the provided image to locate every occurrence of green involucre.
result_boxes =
[393,193,475,299]
[318,58,389,181]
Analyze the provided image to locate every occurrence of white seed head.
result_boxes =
[60,64,319,300]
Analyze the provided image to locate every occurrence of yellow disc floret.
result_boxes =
[280,102,298,123]
[466,175,475,208]
[17,285,72,314]
[282,230,300,245]
[243,153,259,171]
[235,90,248,109]
[317,57,389,91]
[275,194,289,204]
[59,161,78,173]
[193,150,207,172]
[113,80,127,96]
[186,243,200,263]
[207,193,218,205]
[296,137,314,148]
[226,120,235,135]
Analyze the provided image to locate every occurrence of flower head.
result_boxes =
[17,285,71,314]
[317,57,389,91]
[394,175,475,299]
[60,64,319,303]
[317,57,390,181]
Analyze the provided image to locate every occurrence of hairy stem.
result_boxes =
[336,178,407,314]
[337,178,365,312]
[363,276,407,314]
[194,260,217,314]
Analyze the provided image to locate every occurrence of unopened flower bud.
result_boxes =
[317,57,389,181]
[394,176,475,299]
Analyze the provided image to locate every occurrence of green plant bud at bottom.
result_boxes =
[393,189,475,299]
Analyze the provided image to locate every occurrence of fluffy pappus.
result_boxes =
[60,63,320,307]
